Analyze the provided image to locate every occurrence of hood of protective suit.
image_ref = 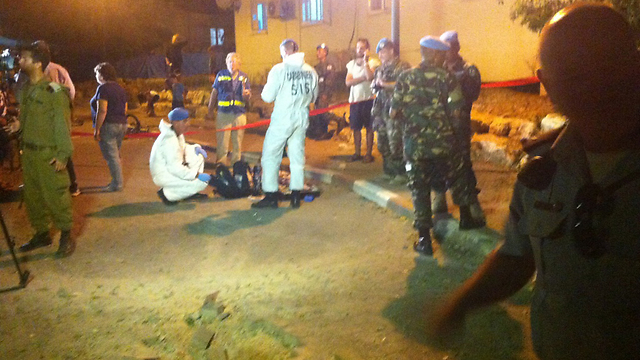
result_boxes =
[158,119,173,133]
[283,52,306,68]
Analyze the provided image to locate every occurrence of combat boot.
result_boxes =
[252,192,279,209]
[432,191,449,214]
[56,230,76,258]
[290,190,301,209]
[413,228,434,256]
[19,232,52,252]
[459,205,486,230]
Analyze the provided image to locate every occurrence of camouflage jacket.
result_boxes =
[371,59,411,120]
[390,61,463,160]
[444,55,481,112]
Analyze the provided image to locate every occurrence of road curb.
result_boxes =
[304,166,415,220]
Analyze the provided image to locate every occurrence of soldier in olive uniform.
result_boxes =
[371,38,410,183]
[430,30,485,227]
[390,36,480,256]
[6,41,75,257]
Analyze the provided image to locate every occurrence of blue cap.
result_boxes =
[376,38,394,53]
[168,107,189,121]
[419,36,450,51]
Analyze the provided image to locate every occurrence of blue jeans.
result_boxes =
[98,122,127,189]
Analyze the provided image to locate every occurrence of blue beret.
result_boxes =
[419,36,450,51]
[168,107,189,121]
[440,31,459,45]
[316,43,328,52]
[376,38,394,53]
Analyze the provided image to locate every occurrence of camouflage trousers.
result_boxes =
[376,117,405,177]
[407,152,477,230]
[432,113,478,193]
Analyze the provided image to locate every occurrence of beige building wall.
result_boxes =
[235,0,540,83]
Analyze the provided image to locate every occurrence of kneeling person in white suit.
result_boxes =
[252,39,318,209]
[150,108,211,205]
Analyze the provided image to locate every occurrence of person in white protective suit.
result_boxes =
[149,108,212,205]
[252,39,318,209]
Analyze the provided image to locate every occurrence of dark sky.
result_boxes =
[0,0,220,80]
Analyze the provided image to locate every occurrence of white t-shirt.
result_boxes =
[346,58,380,103]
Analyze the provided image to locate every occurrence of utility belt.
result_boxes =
[218,100,245,107]
[22,142,55,151]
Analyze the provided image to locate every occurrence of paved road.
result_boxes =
[0,129,535,359]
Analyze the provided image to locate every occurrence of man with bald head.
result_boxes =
[429,4,640,359]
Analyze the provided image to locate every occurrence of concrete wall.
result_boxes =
[234,0,540,83]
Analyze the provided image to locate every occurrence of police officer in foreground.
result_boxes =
[4,41,75,257]
[431,31,485,227]
[390,36,480,256]
[430,4,640,359]
[371,38,410,184]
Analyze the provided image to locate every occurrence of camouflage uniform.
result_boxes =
[371,58,411,177]
[391,61,475,230]
[433,56,482,193]
[19,79,73,234]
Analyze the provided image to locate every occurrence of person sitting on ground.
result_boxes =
[149,107,211,205]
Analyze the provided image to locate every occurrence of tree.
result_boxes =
[510,0,640,32]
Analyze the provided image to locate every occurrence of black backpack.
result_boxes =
[211,161,254,199]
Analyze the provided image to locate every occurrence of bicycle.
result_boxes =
[71,113,142,136]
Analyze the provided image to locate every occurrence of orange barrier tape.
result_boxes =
[481,76,540,88]
[70,101,353,137]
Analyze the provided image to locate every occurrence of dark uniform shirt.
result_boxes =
[445,55,481,113]
[314,59,336,103]
[500,124,640,359]
[391,61,463,159]
[213,69,250,114]
[19,79,73,162]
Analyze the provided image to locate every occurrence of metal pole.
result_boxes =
[391,0,400,54]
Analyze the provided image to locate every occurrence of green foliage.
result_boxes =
[510,0,640,32]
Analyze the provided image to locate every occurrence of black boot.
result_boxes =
[413,228,434,256]
[56,230,76,258]
[459,205,486,230]
[290,190,301,209]
[252,192,279,209]
[19,232,52,252]
[157,189,178,206]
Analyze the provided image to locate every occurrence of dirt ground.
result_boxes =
[0,89,540,360]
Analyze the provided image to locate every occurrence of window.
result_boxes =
[251,1,268,33]
[369,0,390,12]
[210,28,225,46]
[302,0,324,24]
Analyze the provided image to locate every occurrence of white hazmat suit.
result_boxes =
[261,52,318,192]
[149,120,208,201]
